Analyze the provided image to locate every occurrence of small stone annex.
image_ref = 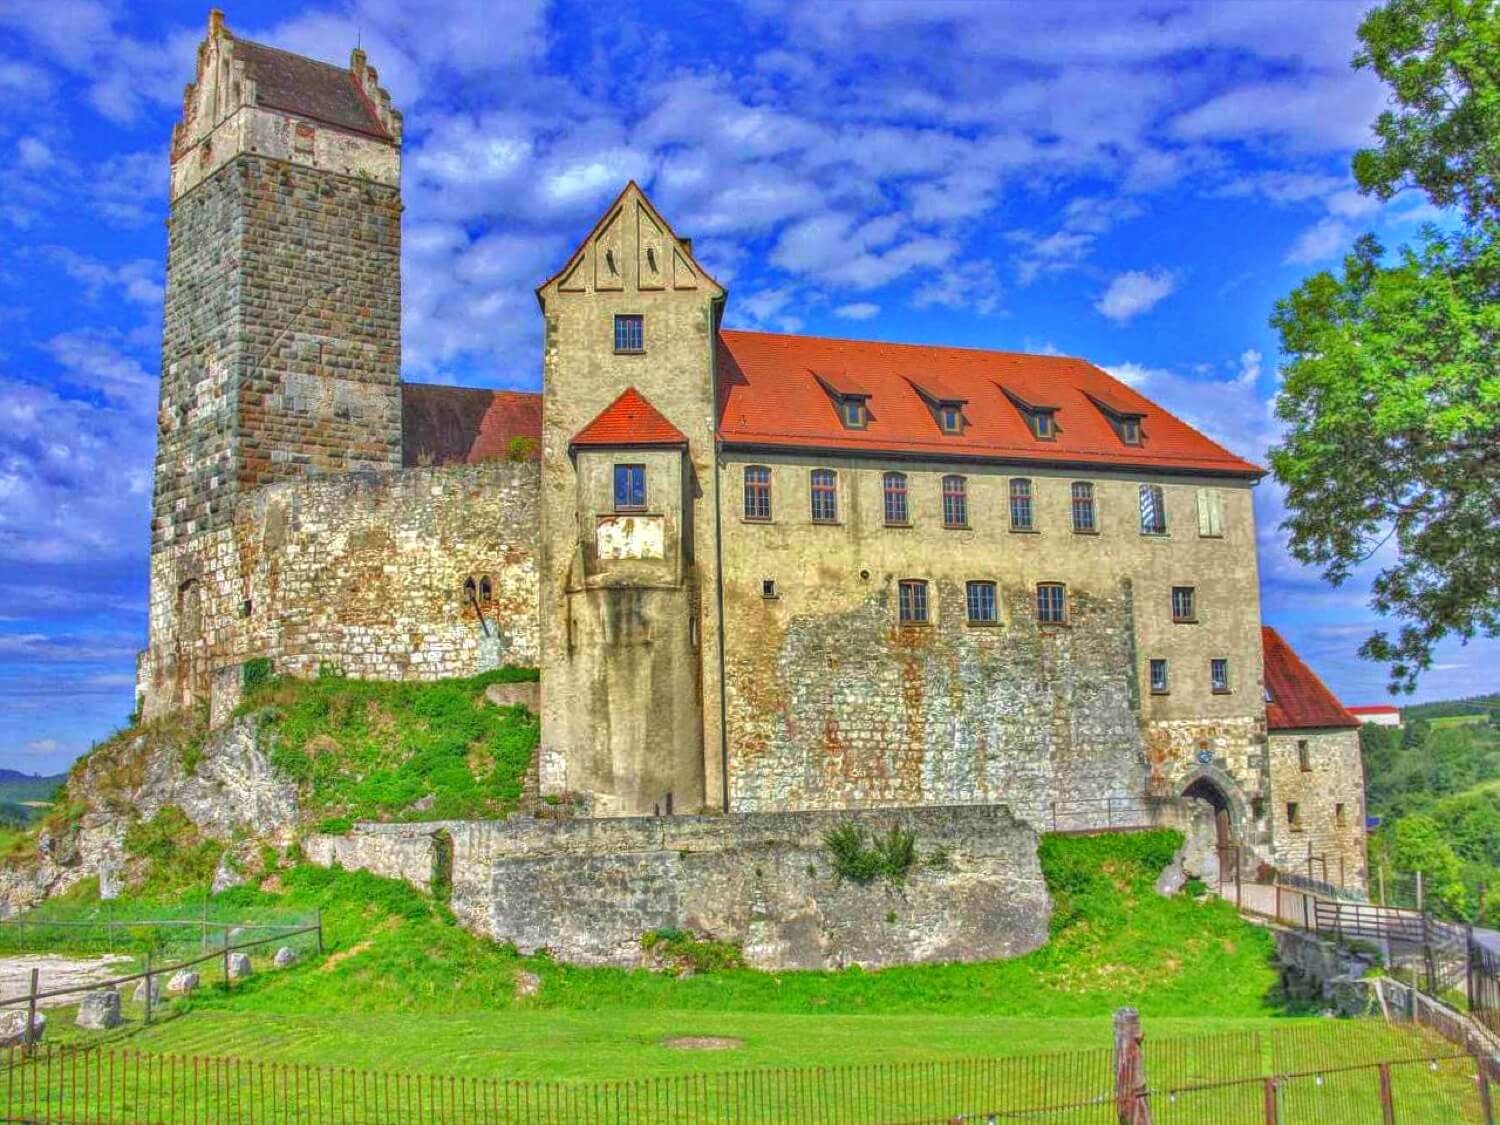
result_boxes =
[137,12,1368,897]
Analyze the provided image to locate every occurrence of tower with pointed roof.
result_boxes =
[144,9,404,714]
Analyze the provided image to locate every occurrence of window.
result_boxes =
[942,475,968,528]
[1036,582,1067,624]
[1030,410,1056,440]
[1149,658,1169,694]
[1071,482,1096,533]
[1139,484,1167,535]
[1252,797,1266,821]
[1287,801,1301,830]
[762,578,778,599]
[613,463,646,510]
[937,404,962,434]
[1336,803,1347,827]
[1197,488,1225,538]
[898,579,929,624]
[840,399,867,429]
[1009,478,1034,530]
[479,576,493,603]
[613,314,643,353]
[743,465,771,521]
[1298,739,1311,772]
[463,576,477,603]
[1120,417,1142,445]
[883,471,909,525]
[1171,586,1196,622]
[966,581,997,624]
[810,469,838,523]
[1210,658,1230,693]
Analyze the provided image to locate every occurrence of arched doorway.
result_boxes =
[1182,776,1234,876]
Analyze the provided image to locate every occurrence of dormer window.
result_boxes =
[1086,391,1145,446]
[937,404,963,434]
[1031,410,1056,440]
[812,371,872,431]
[839,398,868,429]
[1121,417,1141,445]
[998,386,1060,443]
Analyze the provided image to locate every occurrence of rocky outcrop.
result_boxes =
[75,990,121,1030]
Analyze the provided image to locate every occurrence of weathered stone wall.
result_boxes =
[716,455,1268,834]
[139,463,540,716]
[305,805,1051,970]
[1268,728,1367,891]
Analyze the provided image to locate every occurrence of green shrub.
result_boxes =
[242,657,274,693]
[316,816,354,836]
[640,929,745,973]
[823,822,919,886]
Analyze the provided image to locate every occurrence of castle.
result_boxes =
[137,13,1368,891]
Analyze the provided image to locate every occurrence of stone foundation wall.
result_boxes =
[304,805,1050,970]
[139,462,540,718]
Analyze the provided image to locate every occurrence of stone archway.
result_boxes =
[1177,765,1252,884]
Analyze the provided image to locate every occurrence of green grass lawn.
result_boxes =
[1428,714,1492,728]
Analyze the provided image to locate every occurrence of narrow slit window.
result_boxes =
[479,576,494,603]
[810,469,838,523]
[613,464,646,511]
[1287,801,1301,829]
[883,471,909,525]
[898,579,929,624]
[1335,803,1346,827]
[1149,658,1169,694]
[1036,582,1067,624]
[942,475,967,528]
[743,465,771,521]
[1139,484,1167,535]
[1071,482,1096,532]
[966,581,997,624]
[1298,739,1311,772]
[613,314,644,353]
[1010,478,1034,530]
[762,578,777,599]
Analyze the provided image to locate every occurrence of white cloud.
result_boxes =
[834,302,880,320]
[1284,216,1351,264]
[1101,362,1167,389]
[23,738,60,756]
[1236,349,1262,388]
[1095,269,1176,323]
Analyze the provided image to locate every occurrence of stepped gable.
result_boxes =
[716,329,1263,476]
[570,387,687,448]
[1262,626,1360,730]
[401,385,542,466]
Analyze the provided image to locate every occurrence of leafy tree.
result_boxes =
[1271,0,1500,691]
[1386,814,1472,917]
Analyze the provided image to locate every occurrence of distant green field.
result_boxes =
[1429,713,1492,728]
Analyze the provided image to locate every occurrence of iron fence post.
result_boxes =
[1262,1076,1277,1125]
[1378,1063,1396,1125]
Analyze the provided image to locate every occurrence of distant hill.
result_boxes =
[1400,694,1500,723]
[0,771,66,824]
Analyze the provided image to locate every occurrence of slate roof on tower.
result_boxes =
[572,388,687,449]
[1262,627,1360,731]
[402,385,541,466]
[233,38,391,140]
[715,330,1263,477]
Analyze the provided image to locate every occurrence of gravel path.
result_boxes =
[0,954,134,1008]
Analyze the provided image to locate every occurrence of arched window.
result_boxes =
[810,469,838,523]
[479,576,494,603]
[883,471,909,525]
[743,465,771,521]
[941,475,967,528]
[463,577,478,603]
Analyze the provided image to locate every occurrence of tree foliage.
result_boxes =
[1271,0,1500,691]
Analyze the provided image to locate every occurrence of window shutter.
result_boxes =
[1197,489,1223,537]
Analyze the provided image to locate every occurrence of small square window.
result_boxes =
[898,579,929,624]
[1335,802,1346,827]
[613,463,646,511]
[1171,586,1196,622]
[1032,410,1055,440]
[937,404,962,433]
[1252,797,1266,821]
[613,314,644,353]
[840,399,867,429]
[762,579,778,599]
[1120,417,1142,445]
[1149,658,1169,694]
[1287,801,1301,829]
[1036,582,1067,624]
[1210,658,1230,693]
[966,581,997,624]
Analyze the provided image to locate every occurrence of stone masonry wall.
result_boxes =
[1269,728,1368,891]
[139,463,539,718]
[305,805,1051,970]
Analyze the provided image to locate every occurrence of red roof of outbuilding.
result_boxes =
[1348,705,1401,716]
[1262,627,1360,731]
[401,384,541,466]
[572,387,687,448]
[716,330,1263,476]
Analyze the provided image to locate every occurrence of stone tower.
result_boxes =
[141,10,403,716]
[535,184,727,815]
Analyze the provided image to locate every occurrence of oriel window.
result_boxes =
[613,464,646,511]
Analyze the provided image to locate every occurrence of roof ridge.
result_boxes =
[720,327,1085,364]
[572,386,688,448]
[235,35,352,76]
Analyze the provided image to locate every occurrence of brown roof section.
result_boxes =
[234,38,390,140]
[401,384,540,466]
[572,388,687,449]
[716,330,1263,476]
[1262,627,1360,731]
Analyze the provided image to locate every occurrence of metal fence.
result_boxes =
[0,1023,1486,1124]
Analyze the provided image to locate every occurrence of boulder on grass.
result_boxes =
[227,952,252,979]
[76,990,121,1031]
[514,970,542,999]
[166,970,199,995]
[132,976,161,1005]
[0,1009,45,1047]
[272,946,297,968]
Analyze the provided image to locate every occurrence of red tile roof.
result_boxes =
[234,39,391,140]
[716,330,1262,476]
[1262,627,1360,731]
[572,388,687,448]
[402,384,541,466]
[1348,705,1401,716]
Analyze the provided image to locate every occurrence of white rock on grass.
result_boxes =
[132,976,161,1004]
[272,946,297,968]
[0,1009,45,1047]
[166,970,199,995]
[76,990,121,1030]
[227,952,252,980]
[514,970,541,999]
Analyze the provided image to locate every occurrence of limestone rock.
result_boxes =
[513,970,542,998]
[227,952,252,979]
[166,970,199,994]
[485,681,539,712]
[211,853,246,895]
[0,1010,45,1047]
[132,976,161,1005]
[272,946,297,968]
[76,990,121,1030]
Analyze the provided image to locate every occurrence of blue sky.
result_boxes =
[0,0,1493,773]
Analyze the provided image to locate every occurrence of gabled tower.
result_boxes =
[535,184,727,815]
[142,9,403,716]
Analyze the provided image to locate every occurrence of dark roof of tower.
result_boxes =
[234,38,390,140]
[401,385,541,466]
[1262,627,1360,731]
